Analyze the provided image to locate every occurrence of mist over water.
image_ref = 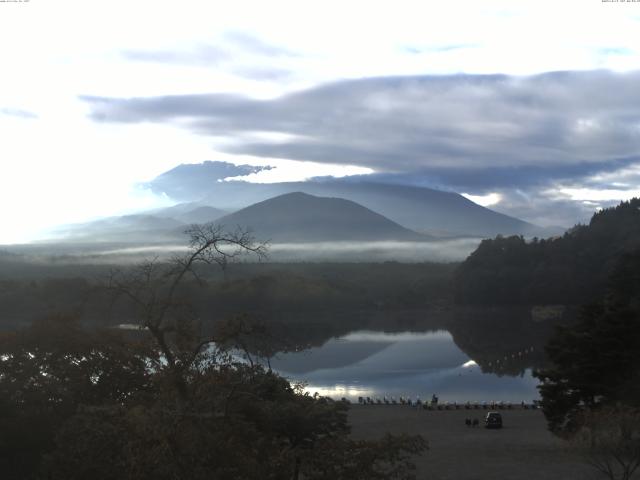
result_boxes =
[89,239,481,263]
[267,239,481,262]
[2,238,481,264]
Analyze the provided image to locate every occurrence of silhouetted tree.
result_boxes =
[107,223,267,408]
[535,252,640,435]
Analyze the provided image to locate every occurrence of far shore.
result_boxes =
[348,405,592,480]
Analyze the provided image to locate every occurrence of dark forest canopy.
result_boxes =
[454,198,640,306]
[535,250,640,436]
[0,262,456,331]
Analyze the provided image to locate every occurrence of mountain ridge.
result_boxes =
[215,192,429,243]
[145,161,549,238]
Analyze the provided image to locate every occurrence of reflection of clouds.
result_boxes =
[275,330,468,378]
[276,330,540,402]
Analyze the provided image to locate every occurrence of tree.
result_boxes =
[2,224,428,479]
[569,406,640,480]
[0,314,156,480]
[107,223,267,408]
[534,252,640,435]
[454,199,640,306]
[46,363,427,480]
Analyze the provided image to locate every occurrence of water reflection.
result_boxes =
[271,330,541,403]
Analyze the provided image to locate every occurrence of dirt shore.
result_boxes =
[348,405,593,480]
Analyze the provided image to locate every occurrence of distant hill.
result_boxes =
[51,214,186,243]
[454,199,640,306]
[146,161,546,238]
[176,206,226,224]
[49,203,228,243]
[215,192,429,242]
[149,203,227,224]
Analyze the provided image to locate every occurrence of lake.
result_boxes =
[271,329,541,403]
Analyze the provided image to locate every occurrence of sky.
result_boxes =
[1,0,640,243]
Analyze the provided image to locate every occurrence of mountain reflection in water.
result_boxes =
[271,330,541,403]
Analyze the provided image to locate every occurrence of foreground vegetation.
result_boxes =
[0,225,427,480]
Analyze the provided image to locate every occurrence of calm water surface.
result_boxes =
[271,330,540,403]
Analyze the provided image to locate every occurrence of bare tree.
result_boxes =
[570,406,640,480]
[107,223,267,407]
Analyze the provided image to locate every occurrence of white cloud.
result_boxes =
[462,192,502,207]
[554,186,640,202]
[0,0,639,241]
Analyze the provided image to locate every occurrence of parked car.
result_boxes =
[485,411,503,429]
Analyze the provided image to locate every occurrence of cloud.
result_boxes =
[81,71,640,226]
[121,32,297,68]
[231,66,293,81]
[478,188,598,228]
[0,107,38,119]
[598,47,634,56]
[121,45,229,66]
[223,31,299,58]
[83,70,640,180]
[403,44,478,54]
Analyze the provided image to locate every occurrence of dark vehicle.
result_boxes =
[485,411,503,429]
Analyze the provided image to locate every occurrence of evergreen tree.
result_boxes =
[535,252,640,435]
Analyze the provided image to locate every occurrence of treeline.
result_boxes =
[0,262,456,331]
[454,199,640,305]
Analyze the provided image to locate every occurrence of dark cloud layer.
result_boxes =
[82,71,640,226]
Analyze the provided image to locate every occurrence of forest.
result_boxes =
[454,199,640,306]
[2,201,640,479]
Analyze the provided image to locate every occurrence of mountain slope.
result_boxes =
[176,206,226,224]
[215,192,429,242]
[51,214,186,243]
[149,203,227,223]
[146,161,543,237]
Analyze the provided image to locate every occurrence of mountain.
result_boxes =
[149,203,227,224]
[215,192,429,242]
[146,161,545,238]
[49,214,187,243]
[176,206,227,224]
[49,203,230,243]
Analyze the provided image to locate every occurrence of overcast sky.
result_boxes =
[1,0,640,243]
